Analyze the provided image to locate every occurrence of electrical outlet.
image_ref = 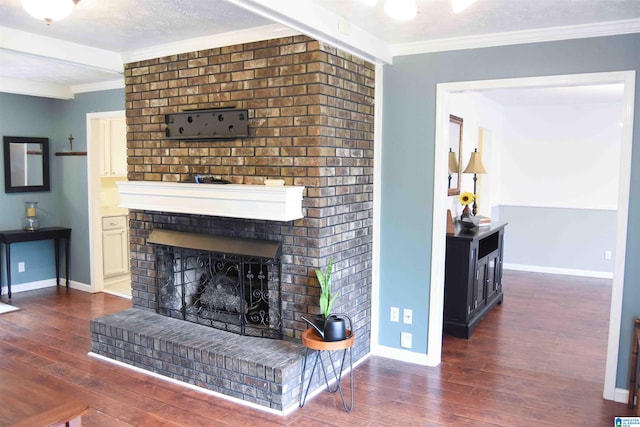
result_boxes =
[403,308,413,325]
[18,262,25,273]
[401,332,412,348]
[390,306,399,322]
[605,250,612,260]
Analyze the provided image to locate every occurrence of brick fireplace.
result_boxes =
[90,35,374,412]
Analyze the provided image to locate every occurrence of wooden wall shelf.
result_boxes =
[55,152,87,156]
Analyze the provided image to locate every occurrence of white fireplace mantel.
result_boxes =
[117,181,304,221]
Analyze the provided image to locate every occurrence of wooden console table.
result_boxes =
[0,227,71,298]
[0,368,88,426]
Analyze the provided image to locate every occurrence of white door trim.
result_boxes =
[430,71,635,401]
[86,110,126,293]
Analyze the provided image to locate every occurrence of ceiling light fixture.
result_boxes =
[21,0,79,25]
[451,0,477,13]
[383,0,418,21]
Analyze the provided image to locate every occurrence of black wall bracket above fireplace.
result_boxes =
[164,108,249,140]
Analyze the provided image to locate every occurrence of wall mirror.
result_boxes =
[3,136,50,193]
[448,115,463,196]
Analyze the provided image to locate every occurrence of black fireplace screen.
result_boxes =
[154,246,282,339]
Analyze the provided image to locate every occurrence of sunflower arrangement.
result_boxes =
[458,191,475,206]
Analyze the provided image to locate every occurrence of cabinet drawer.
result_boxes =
[102,216,126,230]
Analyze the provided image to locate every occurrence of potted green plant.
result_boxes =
[302,258,352,342]
[316,258,337,320]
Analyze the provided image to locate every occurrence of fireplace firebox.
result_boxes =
[148,229,282,338]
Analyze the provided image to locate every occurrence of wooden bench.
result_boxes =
[0,369,88,426]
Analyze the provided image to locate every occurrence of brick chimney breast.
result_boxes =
[124,36,374,359]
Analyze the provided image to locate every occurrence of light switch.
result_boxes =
[390,306,399,322]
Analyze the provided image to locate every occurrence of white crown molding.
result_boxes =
[72,79,125,94]
[0,25,123,73]
[0,76,124,100]
[224,0,392,64]
[121,24,299,63]
[392,18,640,56]
[0,76,74,99]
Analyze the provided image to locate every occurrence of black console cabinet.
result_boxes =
[444,222,506,338]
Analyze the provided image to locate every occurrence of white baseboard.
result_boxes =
[372,344,438,366]
[504,263,613,279]
[4,278,57,295]
[614,387,630,404]
[68,280,92,292]
[3,279,92,296]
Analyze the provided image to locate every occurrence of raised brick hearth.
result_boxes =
[91,309,305,411]
[90,35,374,411]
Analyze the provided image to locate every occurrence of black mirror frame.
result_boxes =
[3,136,51,193]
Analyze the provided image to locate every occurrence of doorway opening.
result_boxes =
[86,110,131,298]
[430,71,635,402]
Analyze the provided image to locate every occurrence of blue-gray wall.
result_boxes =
[380,33,640,389]
[0,93,58,286]
[0,89,124,289]
[500,206,616,273]
[53,89,125,284]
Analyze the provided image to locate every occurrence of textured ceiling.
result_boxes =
[315,0,640,44]
[0,0,638,98]
[0,50,119,85]
[0,0,273,51]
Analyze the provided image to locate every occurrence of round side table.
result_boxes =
[299,327,355,412]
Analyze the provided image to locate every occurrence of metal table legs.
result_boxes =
[299,346,353,412]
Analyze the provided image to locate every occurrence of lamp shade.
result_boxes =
[21,0,76,23]
[463,148,487,174]
[448,148,459,174]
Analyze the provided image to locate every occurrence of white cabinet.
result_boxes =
[102,215,129,278]
[101,118,127,176]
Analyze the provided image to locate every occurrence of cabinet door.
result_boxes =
[472,257,488,316]
[109,118,127,176]
[100,118,127,176]
[103,226,128,278]
[100,120,111,176]
[485,251,500,303]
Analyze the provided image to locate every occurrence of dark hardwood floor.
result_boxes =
[0,270,635,426]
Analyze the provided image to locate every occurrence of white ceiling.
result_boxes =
[0,0,639,99]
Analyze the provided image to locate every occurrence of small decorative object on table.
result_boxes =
[458,191,475,220]
[476,215,492,227]
[459,217,480,229]
[23,201,40,231]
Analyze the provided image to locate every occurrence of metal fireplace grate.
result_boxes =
[149,230,282,339]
